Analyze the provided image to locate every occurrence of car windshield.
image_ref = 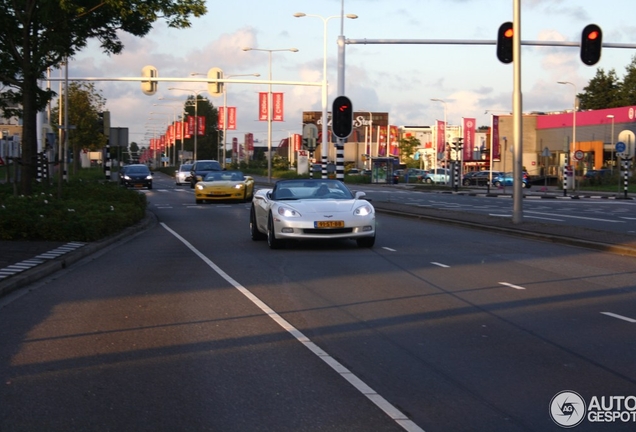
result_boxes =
[127,166,150,174]
[272,180,354,200]
[203,171,244,182]
[179,164,193,172]
[196,162,221,171]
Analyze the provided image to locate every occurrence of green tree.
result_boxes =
[51,82,106,174]
[398,136,421,167]
[0,0,206,195]
[577,68,621,110]
[181,95,219,160]
[617,55,636,106]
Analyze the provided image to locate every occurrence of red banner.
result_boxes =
[167,124,174,144]
[293,134,302,151]
[227,107,236,130]
[187,116,195,138]
[389,125,399,156]
[273,93,284,122]
[462,118,475,161]
[175,121,182,141]
[491,115,500,160]
[436,120,445,157]
[245,133,254,151]
[197,116,205,136]
[259,93,268,121]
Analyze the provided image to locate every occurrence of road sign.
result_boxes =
[574,150,584,161]
[303,123,318,151]
[617,130,635,158]
[615,141,626,154]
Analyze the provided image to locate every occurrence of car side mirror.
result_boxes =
[355,191,368,200]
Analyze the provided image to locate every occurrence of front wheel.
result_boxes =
[493,181,502,187]
[425,178,433,184]
[267,213,284,249]
[250,205,266,241]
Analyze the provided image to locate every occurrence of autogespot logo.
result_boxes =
[550,391,586,428]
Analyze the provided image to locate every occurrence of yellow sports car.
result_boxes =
[194,170,255,203]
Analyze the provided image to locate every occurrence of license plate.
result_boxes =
[315,220,344,228]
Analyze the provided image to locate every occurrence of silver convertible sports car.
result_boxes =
[250,179,376,249]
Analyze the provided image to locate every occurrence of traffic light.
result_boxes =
[496,22,514,64]
[332,95,353,139]
[581,24,602,66]
[207,67,224,96]
[141,65,158,96]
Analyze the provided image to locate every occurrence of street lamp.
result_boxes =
[558,81,577,191]
[168,87,208,161]
[294,12,358,179]
[152,104,181,166]
[430,98,447,181]
[607,114,615,172]
[242,47,298,183]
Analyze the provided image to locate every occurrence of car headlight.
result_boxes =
[278,206,301,217]
[196,184,204,190]
[233,184,244,189]
[124,175,131,180]
[145,175,152,180]
[354,204,373,216]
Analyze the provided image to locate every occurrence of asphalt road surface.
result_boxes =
[1,173,635,432]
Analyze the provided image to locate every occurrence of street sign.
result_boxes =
[615,141,626,155]
[574,150,584,161]
[303,123,318,151]
[617,130,635,158]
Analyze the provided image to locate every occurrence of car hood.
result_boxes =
[200,180,241,187]
[280,199,369,213]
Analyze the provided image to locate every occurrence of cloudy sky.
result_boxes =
[64,0,636,150]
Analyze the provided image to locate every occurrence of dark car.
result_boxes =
[463,171,502,186]
[190,160,222,188]
[120,164,153,189]
[492,171,531,188]
[584,169,612,181]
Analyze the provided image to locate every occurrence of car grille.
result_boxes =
[205,193,231,198]
[303,228,353,235]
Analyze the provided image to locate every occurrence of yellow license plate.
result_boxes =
[315,220,344,228]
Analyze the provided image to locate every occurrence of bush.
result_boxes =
[0,180,147,241]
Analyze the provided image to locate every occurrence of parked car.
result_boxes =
[346,168,361,176]
[190,160,223,188]
[424,168,450,184]
[584,169,612,181]
[175,163,193,185]
[120,164,153,189]
[400,168,428,182]
[492,172,531,188]
[462,170,503,186]
[250,179,376,249]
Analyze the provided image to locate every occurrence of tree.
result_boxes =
[617,55,636,106]
[181,95,220,160]
[398,136,421,167]
[51,82,106,174]
[0,0,206,195]
[577,68,621,110]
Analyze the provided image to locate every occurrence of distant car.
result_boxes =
[347,168,361,176]
[492,172,531,188]
[190,160,222,188]
[250,179,376,249]
[584,169,612,180]
[400,168,428,182]
[175,163,193,185]
[120,164,153,189]
[462,171,502,186]
[195,170,255,203]
[424,168,450,184]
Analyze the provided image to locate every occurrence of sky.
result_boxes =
[65,0,636,150]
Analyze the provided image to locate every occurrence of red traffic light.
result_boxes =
[496,22,514,64]
[581,24,602,66]
[332,96,353,139]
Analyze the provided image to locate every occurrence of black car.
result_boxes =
[120,164,153,189]
[190,160,222,188]
[463,171,502,186]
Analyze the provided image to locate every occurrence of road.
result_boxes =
[1,173,635,432]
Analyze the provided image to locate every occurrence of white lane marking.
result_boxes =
[620,217,636,220]
[160,222,424,432]
[488,214,511,217]
[431,262,449,268]
[600,312,636,323]
[525,211,624,223]
[499,282,526,290]
[382,247,397,252]
[524,215,564,222]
